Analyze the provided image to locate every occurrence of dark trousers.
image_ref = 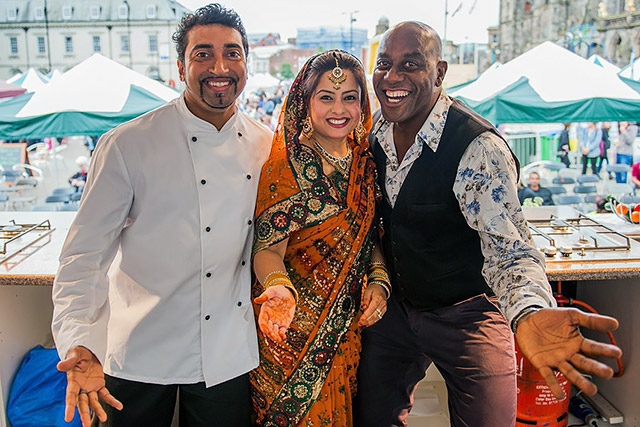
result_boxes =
[581,155,598,175]
[355,293,516,427]
[92,373,251,427]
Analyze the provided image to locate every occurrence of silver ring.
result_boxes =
[273,323,279,329]
[375,308,382,316]
[79,390,88,395]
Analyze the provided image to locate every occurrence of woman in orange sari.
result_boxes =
[250,50,391,426]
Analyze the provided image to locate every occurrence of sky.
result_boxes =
[179,0,500,44]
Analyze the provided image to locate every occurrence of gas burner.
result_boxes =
[528,214,635,263]
[0,219,55,264]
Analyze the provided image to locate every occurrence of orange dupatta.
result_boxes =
[251,51,377,426]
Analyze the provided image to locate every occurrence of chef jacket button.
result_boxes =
[191,136,197,142]
[201,179,206,185]
[237,301,242,307]
[205,226,211,232]
[397,272,402,278]
[238,132,243,137]
[241,260,246,266]
[248,219,252,225]
[246,174,251,180]
[206,272,211,278]
[205,315,210,320]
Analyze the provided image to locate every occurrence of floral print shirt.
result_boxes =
[374,91,556,327]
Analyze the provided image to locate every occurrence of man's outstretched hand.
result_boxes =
[515,307,622,400]
[57,346,123,427]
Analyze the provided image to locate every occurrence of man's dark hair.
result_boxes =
[172,3,249,62]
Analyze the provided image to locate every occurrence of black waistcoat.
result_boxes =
[373,99,518,310]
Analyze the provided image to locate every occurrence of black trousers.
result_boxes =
[355,294,516,427]
[92,374,251,427]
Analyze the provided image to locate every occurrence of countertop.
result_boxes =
[523,206,640,281]
[0,212,75,286]
[2,208,640,285]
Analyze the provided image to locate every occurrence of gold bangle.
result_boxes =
[264,271,298,302]
[368,279,391,299]
[262,270,288,285]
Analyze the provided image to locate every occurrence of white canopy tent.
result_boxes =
[448,41,640,124]
[587,54,621,73]
[16,54,178,118]
[6,68,50,93]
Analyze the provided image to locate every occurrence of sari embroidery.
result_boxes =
[251,51,376,427]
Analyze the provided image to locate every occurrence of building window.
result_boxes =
[118,4,128,19]
[93,35,101,53]
[62,5,73,20]
[146,4,157,18]
[34,7,45,20]
[121,35,130,53]
[10,37,18,55]
[65,36,73,53]
[7,7,18,21]
[149,34,158,53]
[38,36,46,54]
[90,5,101,19]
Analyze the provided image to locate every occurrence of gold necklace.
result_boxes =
[313,139,352,174]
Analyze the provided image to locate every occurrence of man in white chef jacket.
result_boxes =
[51,4,272,426]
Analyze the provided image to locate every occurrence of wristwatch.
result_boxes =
[511,306,543,333]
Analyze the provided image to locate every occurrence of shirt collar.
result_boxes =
[176,92,239,133]
[373,90,452,152]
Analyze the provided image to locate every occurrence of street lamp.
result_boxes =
[349,10,358,54]
[44,0,51,72]
[123,0,132,68]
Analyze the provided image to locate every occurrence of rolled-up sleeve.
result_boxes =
[453,132,556,326]
[52,133,133,363]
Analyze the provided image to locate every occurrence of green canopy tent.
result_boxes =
[0,54,179,140]
[453,75,640,124]
[449,41,640,125]
[0,85,169,140]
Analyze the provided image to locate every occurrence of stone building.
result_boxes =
[498,0,640,67]
[0,0,190,84]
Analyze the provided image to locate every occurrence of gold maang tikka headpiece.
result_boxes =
[328,56,346,89]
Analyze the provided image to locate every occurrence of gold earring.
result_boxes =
[302,117,314,138]
[355,119,365,140]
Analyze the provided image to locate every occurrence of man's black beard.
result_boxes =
[199,81,237,109]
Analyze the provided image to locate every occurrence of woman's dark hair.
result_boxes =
[302,50,368,113]
[172,3,249,62]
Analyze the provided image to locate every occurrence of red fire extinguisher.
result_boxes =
[515,340,571,427]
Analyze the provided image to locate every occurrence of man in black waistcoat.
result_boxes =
[355,21,622,427]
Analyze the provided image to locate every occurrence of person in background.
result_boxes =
[518,171,554,205]
[51,4,272,426]
[355,21,622,427]
[68,156,89,190]
[598,122,611,178]
[557,123,571,167]
[579,122,602,176]
[250,50,389,427]
[615,121,637,183]
[630,160,640,191]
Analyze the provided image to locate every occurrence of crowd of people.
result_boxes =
[50,4,622,427]
[567,120,639,183]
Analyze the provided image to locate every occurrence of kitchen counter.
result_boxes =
[0,211,75,286]
[0,212,75,427]
[523,206,640,281]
